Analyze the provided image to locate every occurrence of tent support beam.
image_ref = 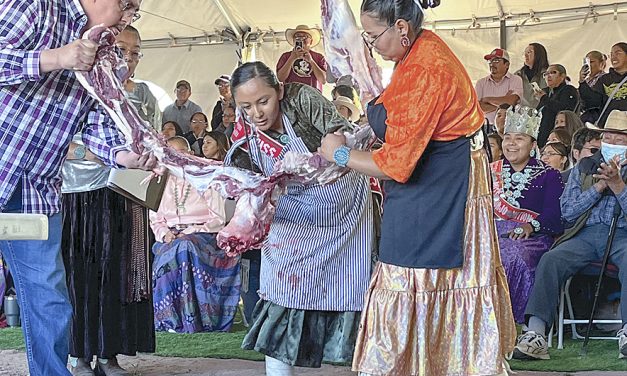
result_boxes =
[212,0,243,40]
[499,19,507,50]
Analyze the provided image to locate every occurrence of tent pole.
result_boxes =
[499,19,506,50]
[212,0,244,40]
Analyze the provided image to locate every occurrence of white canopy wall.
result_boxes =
[133,1,627,113]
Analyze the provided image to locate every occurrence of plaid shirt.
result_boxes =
[562,162,627,228]
[0,0,127,215]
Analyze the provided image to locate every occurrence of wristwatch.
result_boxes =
[73,144,87,160]
[333,145,351,167]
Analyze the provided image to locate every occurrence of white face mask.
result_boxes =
[601,142,627,164]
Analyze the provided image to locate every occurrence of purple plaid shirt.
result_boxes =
[0,0,128,215]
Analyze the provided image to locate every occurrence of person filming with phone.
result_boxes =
[276,25,327,91]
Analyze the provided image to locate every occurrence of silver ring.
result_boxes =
[513,227,524,235]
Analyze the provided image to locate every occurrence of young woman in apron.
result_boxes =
[225,62,374,375]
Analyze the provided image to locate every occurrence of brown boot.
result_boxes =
[70,358,94,376]
[94,356,131,376]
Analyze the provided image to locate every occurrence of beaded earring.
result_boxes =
[400,36,411,47]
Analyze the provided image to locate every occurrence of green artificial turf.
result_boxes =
[2,324,627,371]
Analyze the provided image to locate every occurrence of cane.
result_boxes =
[580,200,623,356]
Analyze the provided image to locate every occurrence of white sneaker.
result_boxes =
[617,328,627,359]
[512,331,550,360]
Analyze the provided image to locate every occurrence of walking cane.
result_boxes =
[580,201,623,356]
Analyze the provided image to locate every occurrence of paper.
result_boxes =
[0,214,49,240]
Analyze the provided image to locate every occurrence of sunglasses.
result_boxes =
[583,147,600,154]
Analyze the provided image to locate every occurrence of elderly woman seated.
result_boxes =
[150,136,240,333]
[491,106,565,323]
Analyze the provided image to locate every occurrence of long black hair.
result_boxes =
[230,61,280,95]
[203,131,230,161]
[360,0,440,29]
[523,42,549,79]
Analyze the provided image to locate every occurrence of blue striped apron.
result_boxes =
[248,114,373,311]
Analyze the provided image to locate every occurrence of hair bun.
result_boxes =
[416,0,440,9]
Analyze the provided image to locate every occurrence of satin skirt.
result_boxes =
[496,220,553,323]
[352,148,516,376]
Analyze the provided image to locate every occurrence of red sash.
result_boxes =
[230,116,284,159]
[491,160,539,223]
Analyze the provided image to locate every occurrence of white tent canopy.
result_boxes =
[133,0,627,114]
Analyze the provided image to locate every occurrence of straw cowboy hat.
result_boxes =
[586,110,627,133]
[285,25,322,47]
[333,96,361,122]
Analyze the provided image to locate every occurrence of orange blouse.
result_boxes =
[372,30,484,183]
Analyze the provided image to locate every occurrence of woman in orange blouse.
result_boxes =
[319,0,515,374]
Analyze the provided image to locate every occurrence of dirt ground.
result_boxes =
[1,350,625,376]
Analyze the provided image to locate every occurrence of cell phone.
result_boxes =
[531,82,541,92]
[295,40,303,50]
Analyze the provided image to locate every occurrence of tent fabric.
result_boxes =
[133,1,627,112]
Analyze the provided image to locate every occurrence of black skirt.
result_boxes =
[61,188,155,358]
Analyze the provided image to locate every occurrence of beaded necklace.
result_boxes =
[499,160,544,208]
[173,182,192,215]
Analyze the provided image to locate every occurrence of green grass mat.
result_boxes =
[2,325,627,371]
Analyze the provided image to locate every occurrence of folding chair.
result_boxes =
[556,262,621,349]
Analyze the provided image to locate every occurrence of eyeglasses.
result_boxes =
[119,0,141,23]
[191,120,207,124]
[175,87,190,92]
[361,26,392,51]
[542,70,561,77]
[117,47,143,60]
[489,58,505,64]
[541,151,564,157]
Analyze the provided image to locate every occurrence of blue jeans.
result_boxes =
[1,190,72,375]
[525,224,627,330]
[241,256,261,323]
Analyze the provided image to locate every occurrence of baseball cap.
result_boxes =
[214,75,231,85]
[484,48,510,62]
[176,80,191,90]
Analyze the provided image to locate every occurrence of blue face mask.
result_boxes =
[601,142,627,164]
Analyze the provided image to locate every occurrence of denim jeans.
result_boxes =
[525,224,627,329]
[0,187,72,375]
[241,256,261,323]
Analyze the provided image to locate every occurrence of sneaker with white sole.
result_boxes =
[512,331,550,360]
[617,328,627,359]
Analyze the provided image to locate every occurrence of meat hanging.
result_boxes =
[74,26,374,256]
[320,0,384,104]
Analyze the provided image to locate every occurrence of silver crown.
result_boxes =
[504,106,542,139]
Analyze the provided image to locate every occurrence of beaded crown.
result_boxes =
[504,106,542,139]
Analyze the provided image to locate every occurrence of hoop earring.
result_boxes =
[400,36,411,47]
[530,149,536,157]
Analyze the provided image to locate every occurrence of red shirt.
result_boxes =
[276,50,327,91]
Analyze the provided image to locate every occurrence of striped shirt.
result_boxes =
[248,115,373,311]
[0,0,127,214]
